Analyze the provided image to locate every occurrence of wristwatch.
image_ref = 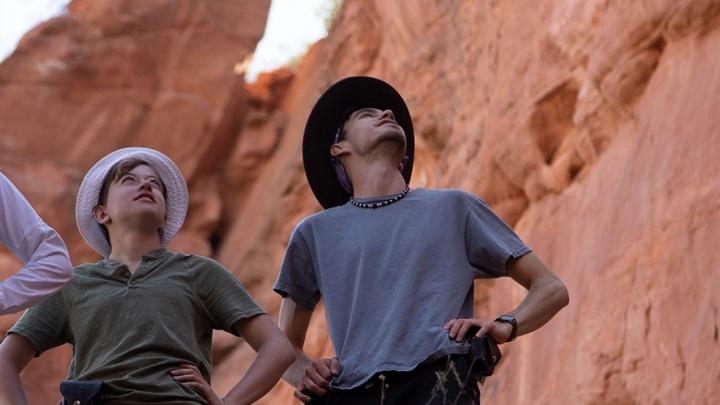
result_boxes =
[494,314,518,342]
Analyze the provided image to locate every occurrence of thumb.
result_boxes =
[477,322,493,337]
[330,357,340,375]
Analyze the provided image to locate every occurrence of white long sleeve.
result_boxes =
[0,171,72,315]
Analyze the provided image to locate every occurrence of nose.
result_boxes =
[139,178,153,191]
[380,109,395,121]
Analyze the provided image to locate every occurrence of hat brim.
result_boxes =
[303,76,414,209]
[75,147,188,257]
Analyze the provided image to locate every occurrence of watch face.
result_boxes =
[499,315,516,323]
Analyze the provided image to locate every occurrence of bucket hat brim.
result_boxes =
[75,147,188,257]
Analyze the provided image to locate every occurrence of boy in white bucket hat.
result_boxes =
[0,147,294,404]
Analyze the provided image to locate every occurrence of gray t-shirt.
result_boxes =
[274,188,531,389]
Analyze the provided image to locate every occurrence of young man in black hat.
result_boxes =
[274,76,569,404]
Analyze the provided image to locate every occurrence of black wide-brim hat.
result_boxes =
[303,76,414,209]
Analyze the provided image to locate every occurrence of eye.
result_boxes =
[149,179,161,188]
[120,175,135,184]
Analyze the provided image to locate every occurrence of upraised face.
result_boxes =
[94,162,167,242]
[338,107,407,156]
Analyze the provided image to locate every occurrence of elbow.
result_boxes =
[59,264,73,284]
[44,262,72,293]
[554,278,570,309]
[257,334,295,375]
[58,251,74,280]
[43,232,74,284]
[44,251,73,285]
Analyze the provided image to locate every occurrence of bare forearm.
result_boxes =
[223,336,294,405]
[0,367,28,405]
[282,349,312,387]
[511,277,569,336]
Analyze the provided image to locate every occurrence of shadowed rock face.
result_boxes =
[0,0,270,403]
[1,0,719,404]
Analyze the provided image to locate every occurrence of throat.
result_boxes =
[106,228,162,269]
[349,163,407,199]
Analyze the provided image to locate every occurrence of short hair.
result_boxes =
[96,158,167,244]
[334,107,362,144]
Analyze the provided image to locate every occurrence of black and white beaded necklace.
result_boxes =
[349,186,410,209]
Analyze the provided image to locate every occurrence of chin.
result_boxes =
[378,132,406,153]
[130,209,165,227]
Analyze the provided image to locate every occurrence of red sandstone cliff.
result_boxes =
[1,0,718,404]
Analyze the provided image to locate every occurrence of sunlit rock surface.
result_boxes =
[1,0,718,403]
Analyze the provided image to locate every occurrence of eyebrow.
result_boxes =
[120,173,161,182]
[349,108,379,120]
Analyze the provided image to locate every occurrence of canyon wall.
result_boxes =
[0,0,718,404]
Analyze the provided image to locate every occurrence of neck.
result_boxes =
[107,228,162,273]
[348,160,407,198]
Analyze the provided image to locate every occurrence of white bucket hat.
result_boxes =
[75,147,189,257]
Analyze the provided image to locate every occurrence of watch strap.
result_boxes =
[494,314,518,342]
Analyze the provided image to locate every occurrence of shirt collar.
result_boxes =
[142,248,170,261]
[97,248,171,275]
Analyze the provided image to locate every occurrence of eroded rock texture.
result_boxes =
[1,0,718,404]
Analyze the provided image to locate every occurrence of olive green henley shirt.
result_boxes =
[9,248,264,404]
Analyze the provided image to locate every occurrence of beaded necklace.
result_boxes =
[349,186,410,209]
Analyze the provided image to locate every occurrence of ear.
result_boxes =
[93,205,110,225]
[330,142,351,158]
[399,155,409,172]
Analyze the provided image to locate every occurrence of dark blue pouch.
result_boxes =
[60,380,104,405]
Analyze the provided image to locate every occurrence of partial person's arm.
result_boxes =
[224,314,295,404]
[0,173,72,314]
[174,314,294,405]
[279,297,339,403]
[446,252,569,342]
[0,334,37,404]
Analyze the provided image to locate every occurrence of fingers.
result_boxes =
[445,318,489,341]
[330,357,340,375]
[180,363,201,372]
[294,385,311,403]
[457,321,479,342]
[171,368,203,382]
[303,367,330,395]
[171,365,209,391]
[182,381,204,390]
[447,319,464,340]
[316,360,336,380]
[477,321,493,338]
[301,358,337,397]
[445,319,473,341]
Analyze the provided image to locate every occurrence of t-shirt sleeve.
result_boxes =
[7,288,70,356]
[464,194,532,278]
[273,226,320,310]
[192,257,265,335]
